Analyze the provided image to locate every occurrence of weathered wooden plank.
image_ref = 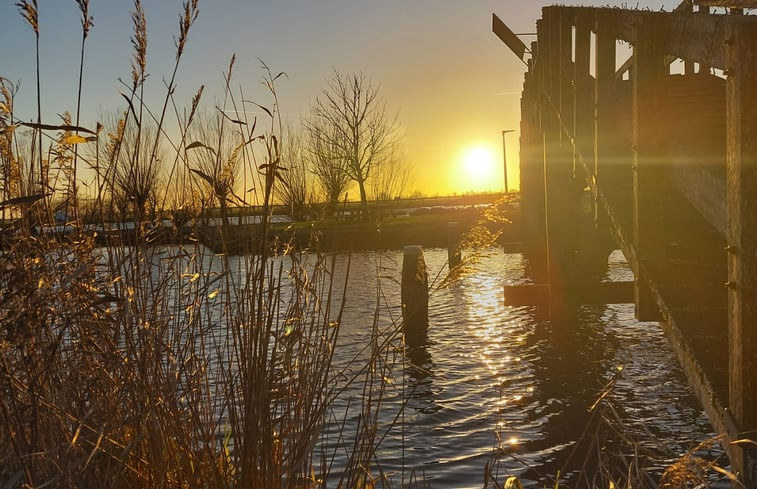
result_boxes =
[563,7,757,70]
[663,73,728,237]
[725,19,757,486]
[632,13,668,322]
[594,11,617,229]
[696,5,712,74]
[657,309,729,453]
[519,20,548,283]
[573,11,593,180]
[696,0,757,8]
[558,9,573,146]
[668,161,727,236]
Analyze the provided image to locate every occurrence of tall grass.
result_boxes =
[0,2,403,487]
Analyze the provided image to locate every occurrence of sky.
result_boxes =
[1,0,682,197]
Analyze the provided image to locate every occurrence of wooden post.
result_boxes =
[542,8,565,313]
[541,7,585,323]
[558,9,573,147]
[573,11,592,178]
[401,245,428,347]
[697,6,711,75]
[594,11,616,229]
[520,19,548,283]
[447,222,461,269]
[725,20,757,487]
[632,13,667,322]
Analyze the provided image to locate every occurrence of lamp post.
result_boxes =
[501,129,515,193]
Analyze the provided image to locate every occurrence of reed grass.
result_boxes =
[0,2,403,487]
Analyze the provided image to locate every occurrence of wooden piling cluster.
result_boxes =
[513,3,757,484]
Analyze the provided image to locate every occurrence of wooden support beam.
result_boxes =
[504,281,634,306]
[542,7,585,321]
[558,9,573,146]
[696,0,757,9]
[573,11,592,179]
[558,6,757,72]
[519,20,548,283]
[632,14,668,322]
[682,1,696,74]
[614,1,697,79]
[594,11,616,229]
[697,6,712,74]
[725,19,757,486]
[543,9,559,104]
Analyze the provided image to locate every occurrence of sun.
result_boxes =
[460,145,496,190]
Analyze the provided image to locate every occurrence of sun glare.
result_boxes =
[459,145,497,192]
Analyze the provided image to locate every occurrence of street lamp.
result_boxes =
[501,129,515,193]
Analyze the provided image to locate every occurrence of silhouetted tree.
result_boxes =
[278,123,311,219]
[306,71,400,217]
[98,115,163,219]
[304,116,351,214]
[370,147,412,201]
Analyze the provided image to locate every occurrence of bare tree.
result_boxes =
[306,71,400,217]
[304,116,351,214]
[98,114,164,219]
[278,123,310,220]
[369,146,412,201]
[186,110,243,211]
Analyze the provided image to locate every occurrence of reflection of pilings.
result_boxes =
[401,245,429,347]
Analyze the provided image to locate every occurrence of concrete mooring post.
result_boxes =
[401,245,429,347]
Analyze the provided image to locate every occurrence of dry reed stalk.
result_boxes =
[1,3,404,488]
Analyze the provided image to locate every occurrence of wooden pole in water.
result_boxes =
[631,13,666,322]
[401,245,429,347]
[447,222,461,269]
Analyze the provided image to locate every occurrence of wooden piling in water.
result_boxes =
[447,222,461,269]
[401,245,429,347]
[498,5,757,485]
[631,13,667,322]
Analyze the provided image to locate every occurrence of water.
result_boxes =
[322,248,720,488]
[113,243,721,487]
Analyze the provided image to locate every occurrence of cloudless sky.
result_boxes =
[1,0,682,196]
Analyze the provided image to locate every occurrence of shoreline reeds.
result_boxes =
[0,2,403,487]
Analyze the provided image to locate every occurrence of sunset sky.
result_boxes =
[1,0,682,197]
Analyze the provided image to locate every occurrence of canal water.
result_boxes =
[319,247,721,488]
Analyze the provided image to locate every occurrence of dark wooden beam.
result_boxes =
[561,7,757,71]
[504,281,634,306]
[574,10,593,181]
[558,9,573,147]
[725,19,757,486]
[696,0,757,7]
[632,13,668,322]
[594,11,617,230]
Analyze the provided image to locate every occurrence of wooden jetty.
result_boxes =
[495,1,757,485]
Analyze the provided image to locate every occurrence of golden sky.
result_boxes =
[1,0,681,198]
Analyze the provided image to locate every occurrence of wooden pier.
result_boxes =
[496,1,757,485]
